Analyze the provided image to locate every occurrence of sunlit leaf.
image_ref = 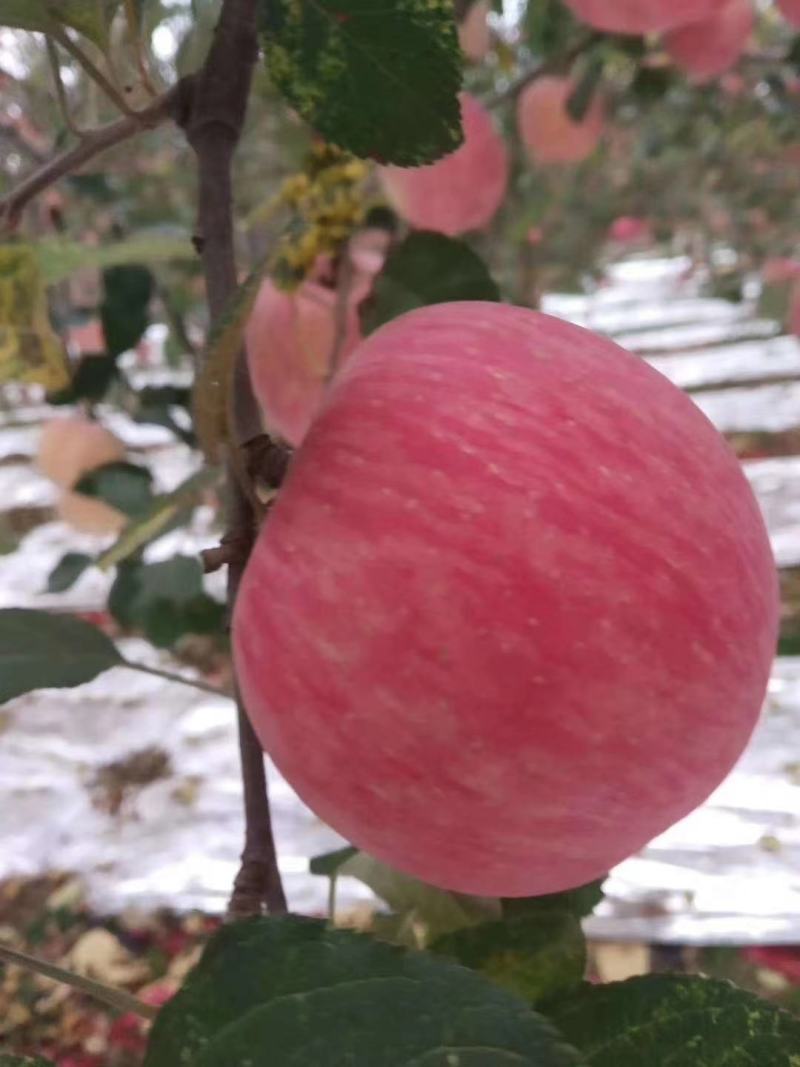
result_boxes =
[0,245,70,392]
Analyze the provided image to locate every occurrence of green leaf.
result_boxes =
[0,608,122,704]
[524,0,580,58]
[503,879,606,921]
[193,253,270,461]
[36,234,196,286]
[97,466,221,571]
[108,556,224,648]
[144,916,582,1067]
[0,244,70,392]
[548,974,800,1065]
[566,56,604,123]
[309,845,359,876]
[0,1,50,30]
[46,551,92,593]
[259,0,463,165]
[101,264,153,359]
[360,231,500,335]
[74,461,154,518]
[432,912,586,1006]
[337,850,501,938]
[48,353,118,404]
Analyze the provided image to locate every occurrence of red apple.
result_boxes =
[37,416,126,489]
[777,0,800,26]
[233,302,777,897]
[664,0,753,82]
[56,490,127,535]
[517,76,605,166]
[762,258,800,284]
[378,93,508,236]
[459,0,491,61]
[563,0,728,33]
[246,277,366,447]
[608,216,651,243]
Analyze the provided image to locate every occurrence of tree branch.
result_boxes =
[0,79,192,232]
[183,0,288,919]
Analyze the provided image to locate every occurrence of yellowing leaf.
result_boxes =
[0,245,69,391]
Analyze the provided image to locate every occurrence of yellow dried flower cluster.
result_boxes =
[272,144,369,288]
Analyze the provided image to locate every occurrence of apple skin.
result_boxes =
[664,0,753,82]
[459,0,491,61]
[563,0,727,33]
[378,93,509,236]
[37,416,125,489]
[777,0,800,25]
[517,76,605,166]
[608,216,651,243]
[56,490,127,535]
[233,302,778,896]
[245,277,365,447]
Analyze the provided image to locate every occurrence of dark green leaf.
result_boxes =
[503,878,606,921]
[361,231,500,335]
[432,911,586,1005]
[97,466,221,571]
[101,265,153,358]
[46,552,92,593]
[0,608,122,704]
[309,845,359,876]
[524,0,580,58]
[108,556,223,648]
[549,974,800,1065]
[337,850,501,938]
[74,461,154,518]
[566,56,604,123]
[259,0,463,165]
[629,65,673,103]
[144,916,582,1067]
[48,353,118,404]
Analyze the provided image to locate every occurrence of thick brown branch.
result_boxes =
[0,79,192,231]
[184,0,288,919]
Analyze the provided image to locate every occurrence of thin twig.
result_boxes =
[46,36,90,139]
[50,24,134,115]
[183,0,288,919]
[0,79,191,231]
[122,658,231,698]
[487,33,598,106]
[0,943,158,1021]
[325,249,357,384]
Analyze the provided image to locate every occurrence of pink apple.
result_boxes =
[459,0,491,61]
[378,93,509,236]
[233,302,777,897]
[664,0,753,82]
[517,76,605,166]
[563,0,728,33]
[37,416,125,489]
[608,216,651,244]
[762,258,800,284]
[777,0,800,26]
[245,277,366,447]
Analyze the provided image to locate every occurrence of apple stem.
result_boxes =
[181,0,288,918]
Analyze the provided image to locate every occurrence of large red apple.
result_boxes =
[378,93,508,236]
[233,302,777,896]
[664,0,753,82]
[517,76,605,166]
[563,0,728,33]
[246,276,366,447]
